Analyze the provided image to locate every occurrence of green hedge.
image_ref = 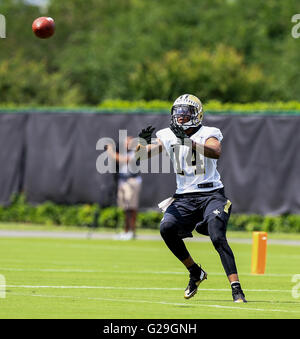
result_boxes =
[1,100,300,114]
[0,195,163,230]
[0,195,300,232]
[228,214,300,233]
[98,99,300,114]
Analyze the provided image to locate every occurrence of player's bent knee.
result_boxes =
[160,221,177,238]
[208,217,228,249]
[211,234,227,250]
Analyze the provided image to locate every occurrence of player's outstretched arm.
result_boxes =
[192,137,221,159]
[135,141,163,159]
[170,122,221,159]
[135,126,163,159]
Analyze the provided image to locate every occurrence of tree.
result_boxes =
[0,54,83,105]
[129,45,268,102]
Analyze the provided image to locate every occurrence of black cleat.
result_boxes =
[232,286,247,303]
[184,267,207,299]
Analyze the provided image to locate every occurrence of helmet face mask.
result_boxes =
[171,105,195,129]
[171,94,203,130]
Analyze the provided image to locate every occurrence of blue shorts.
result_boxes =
[161,188,232,239]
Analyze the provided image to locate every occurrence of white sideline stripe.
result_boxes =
[0,267,295,277]
[7,285,182,290]
[6,285,292,293]
[9,292,300,314]
[1,267,99,273]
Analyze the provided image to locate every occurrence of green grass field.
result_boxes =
[0,227,300,319]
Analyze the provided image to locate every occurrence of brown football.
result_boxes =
[32,17,55,39]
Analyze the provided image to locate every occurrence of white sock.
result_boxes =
[230,281,241,288]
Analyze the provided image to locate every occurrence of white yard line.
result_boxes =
[6,284,293,293]
[0,267,100,273]
[8,291,300,314]
[0,266,296,277]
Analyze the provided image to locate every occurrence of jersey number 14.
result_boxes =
[171,145,205,176]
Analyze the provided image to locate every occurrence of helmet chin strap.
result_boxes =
[177,118,195,130]
[178,120,202,130]
[181,124,192,130]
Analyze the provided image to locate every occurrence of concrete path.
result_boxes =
[0,229,300,246]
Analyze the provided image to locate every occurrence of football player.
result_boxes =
[136,94,247,303]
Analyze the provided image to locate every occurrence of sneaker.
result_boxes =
[184,267,207,299]
[115,231,135,241]
[232,286,247,303]
[114,232,125,240]
[123,231,135,240]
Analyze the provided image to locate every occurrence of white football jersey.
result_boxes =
[156,126,224,194]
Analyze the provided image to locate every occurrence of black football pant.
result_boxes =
[160,189,238,276]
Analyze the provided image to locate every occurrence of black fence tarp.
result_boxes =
[0,114,27,205]
[0,112,300,215]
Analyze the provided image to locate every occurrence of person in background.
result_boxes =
[106,136,142,240]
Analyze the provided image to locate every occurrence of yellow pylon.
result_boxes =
[251,231,267,274]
